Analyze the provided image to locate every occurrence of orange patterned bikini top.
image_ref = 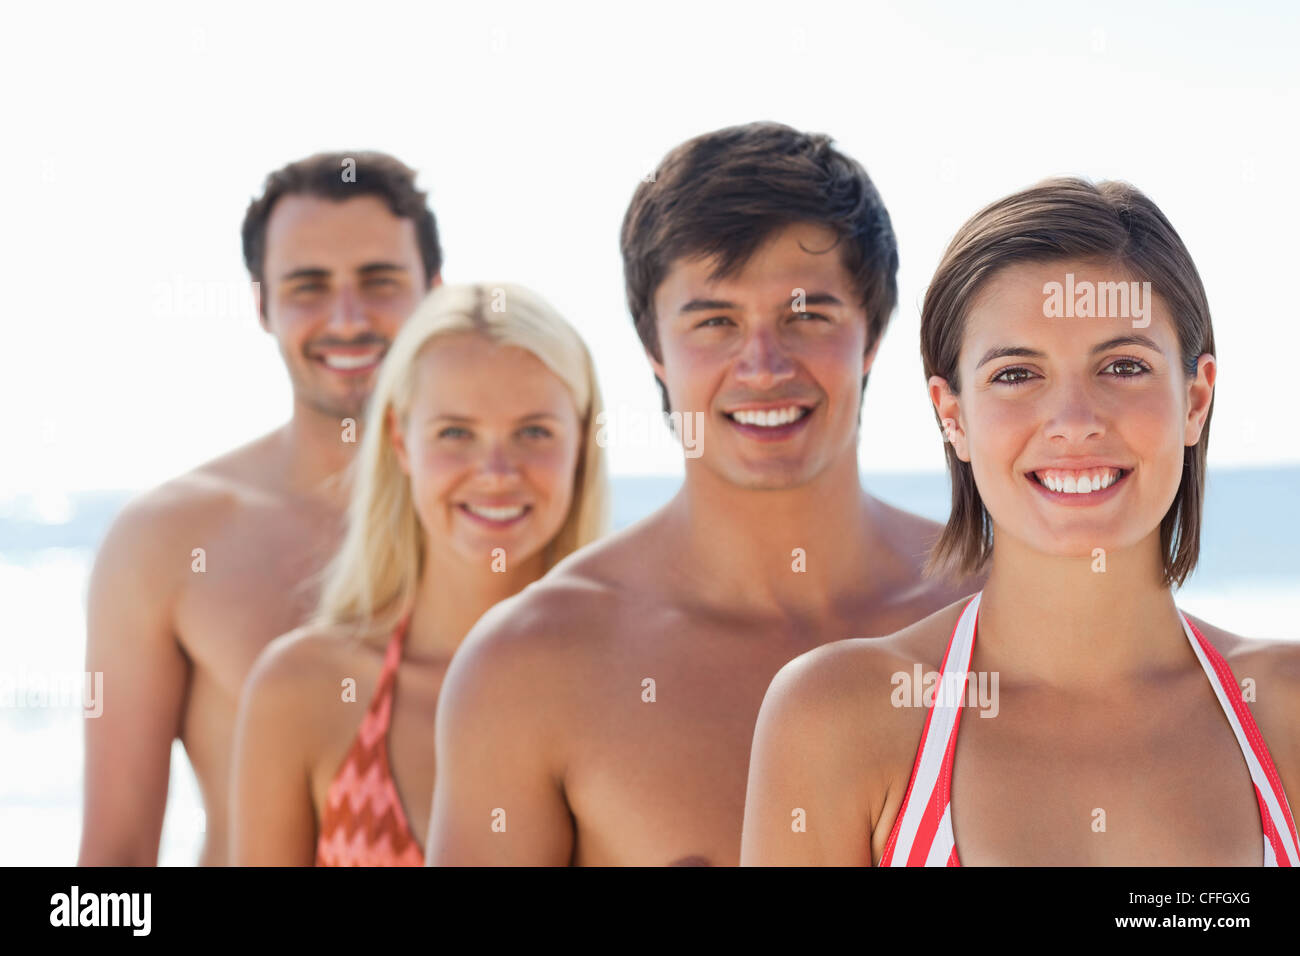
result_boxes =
[316,616,424,866]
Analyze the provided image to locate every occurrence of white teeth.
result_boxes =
[465,504,526,522]
[730,406,807,427]
[1034,468,1123,494]
[320,352,381,370]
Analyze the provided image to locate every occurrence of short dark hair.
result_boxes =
[921,177,1215,586]
[620,122,898,411]
[241,150,442,302]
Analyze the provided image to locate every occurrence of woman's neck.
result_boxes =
[974,529,1191,690]
[403,541,548,660]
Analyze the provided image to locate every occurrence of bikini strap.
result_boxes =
[1178,611,1300,866]
[366,612,411,729]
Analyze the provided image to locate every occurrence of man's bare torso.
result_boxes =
[472,493,977,865]
[96,430,344,864]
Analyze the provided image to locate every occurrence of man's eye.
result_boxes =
[366,278,399,289]
[793,311,830,322]
[697,316,733,328]
[294,282,327,294]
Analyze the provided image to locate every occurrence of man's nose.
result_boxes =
[733,328,795,389]
[326,283,369,331]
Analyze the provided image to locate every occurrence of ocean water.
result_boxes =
[1,470,1296,865]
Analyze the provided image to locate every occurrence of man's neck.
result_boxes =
[273,398,360,509]
[665,450,893,618]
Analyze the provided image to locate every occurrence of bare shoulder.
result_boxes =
[1182,612,1300,715]
[100,431,285,555]
[446,519,666,698]
[240,624,360,746]
[248,623,355,693]
[762,597,971,750]
[1181,613,1300,682]
[1182,613,1300,783]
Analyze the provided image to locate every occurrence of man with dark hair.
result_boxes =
[80,151,441,865]
[427,122,979,866]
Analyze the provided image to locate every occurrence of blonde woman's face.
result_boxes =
[392,333,583,569]
[930,259,1214,562]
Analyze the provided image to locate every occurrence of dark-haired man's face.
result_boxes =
[259,194,435,421]
[649,222,876,491]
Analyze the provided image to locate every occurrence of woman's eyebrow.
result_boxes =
[975,345,1045,370]
[975,334,1164,371]
[1090,334,1163,355]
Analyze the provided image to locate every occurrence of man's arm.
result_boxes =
[426,594,576,865]
[78,493,189,865]
[229,633,318,866]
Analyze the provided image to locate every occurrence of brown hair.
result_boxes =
[241,150,442,310]
[620,121,898,412]
[921,177,1214,586]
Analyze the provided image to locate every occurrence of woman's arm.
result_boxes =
[230,633,320,866]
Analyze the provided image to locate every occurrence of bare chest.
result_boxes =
[950,687,1265,865]
[563,616,825,866]
[175,506,341,698]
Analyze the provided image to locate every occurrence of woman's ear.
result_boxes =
[1184,353,1216,446]
[929,375,969,461]
[388,406,412,475]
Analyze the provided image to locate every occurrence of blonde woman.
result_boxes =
[230,282,609,865]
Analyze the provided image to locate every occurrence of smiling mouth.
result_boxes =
[309,347,387,373]
[458,502,530,524]
[1028,466,1129,495]
[724,405,813,428]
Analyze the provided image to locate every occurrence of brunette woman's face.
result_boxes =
[391,333,583,569]
[930,259,1214,561]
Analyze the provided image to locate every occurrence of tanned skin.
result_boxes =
[80,195,436,865]
[427,223,981,866]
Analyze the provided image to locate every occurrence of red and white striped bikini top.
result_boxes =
[880,592,1299,867]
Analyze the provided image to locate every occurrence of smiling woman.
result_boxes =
[741,177,1300,868]
[229,281,610,866]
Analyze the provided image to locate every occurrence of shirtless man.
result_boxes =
[79,151,442,865]
[426,122,981,866]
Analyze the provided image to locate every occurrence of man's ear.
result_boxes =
[428,270,443,291]
[1184,353,1216,445]
[388,406,411,475]
[862,332,883,378]
[645,347,666,385]
[253,280,269,331]
[928,375,969,461]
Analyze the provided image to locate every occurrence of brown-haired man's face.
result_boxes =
[648,222,876,491]
[259,194,437,421]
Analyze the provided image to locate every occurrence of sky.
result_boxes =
[3,0,1297,501]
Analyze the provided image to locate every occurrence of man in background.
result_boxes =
[79,151,442,865]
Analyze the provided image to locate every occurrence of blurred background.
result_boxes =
[1,0,1296,864]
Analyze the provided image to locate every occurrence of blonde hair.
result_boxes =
[314,282,610,638]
